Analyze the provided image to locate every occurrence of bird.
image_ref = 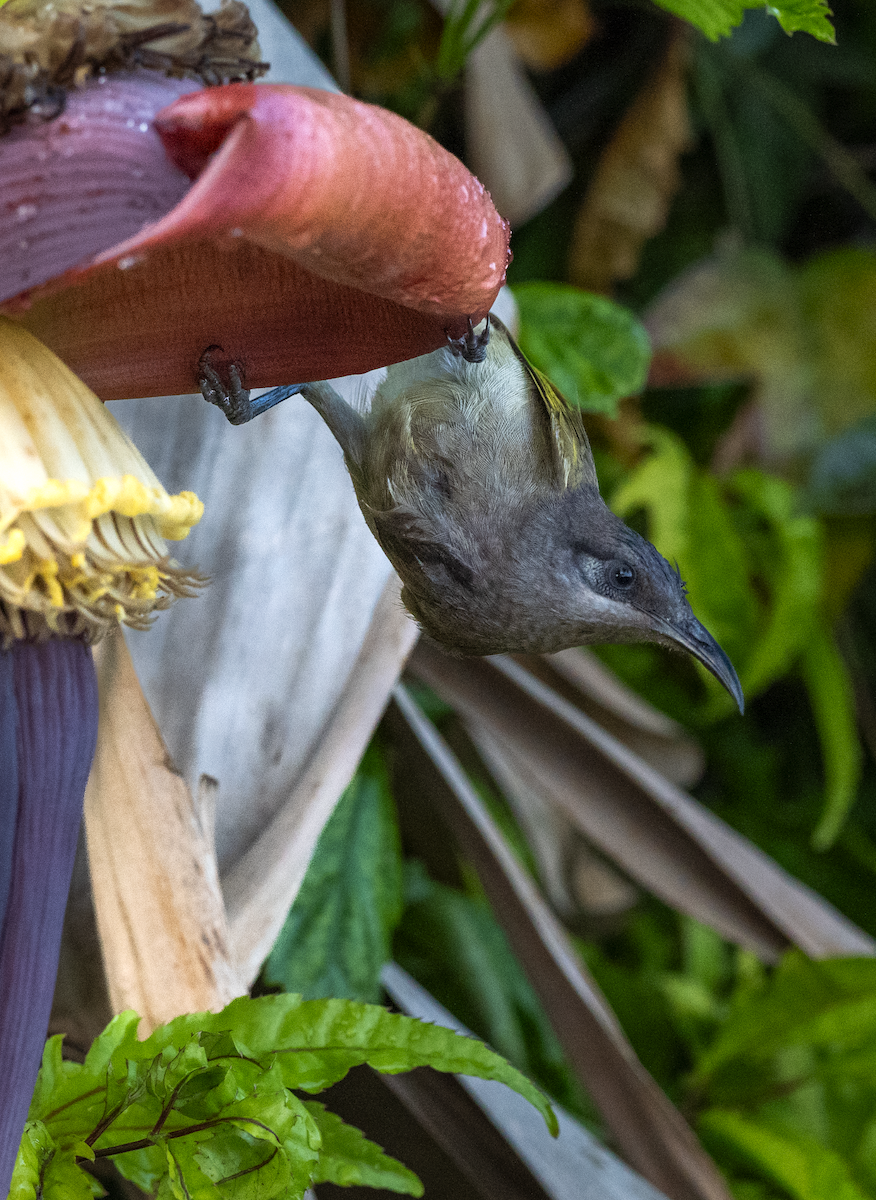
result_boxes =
[199,316,743,712]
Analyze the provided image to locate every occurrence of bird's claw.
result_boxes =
[447,315,490,364]
[198,345,255,425]
[198,347,305,424]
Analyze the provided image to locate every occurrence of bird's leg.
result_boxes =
[447,315,490,364]
[197,346,366,462]
[198,345,304,425]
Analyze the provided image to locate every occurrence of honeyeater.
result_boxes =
[199,317,743,711]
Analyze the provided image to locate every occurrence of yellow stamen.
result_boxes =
[0,317,205,643]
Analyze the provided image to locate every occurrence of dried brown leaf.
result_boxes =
[523,649,705,787]
[409,644,875,960]
[569,28,692,293]
[383,962,672,1200]
[393,683,733,1200]
[504,0,594,72]
[84,631,242,1030]
[224,573,419,984]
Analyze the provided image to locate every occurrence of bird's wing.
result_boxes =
[491,316,595,491]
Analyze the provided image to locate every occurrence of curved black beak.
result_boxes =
[654,615,745,714]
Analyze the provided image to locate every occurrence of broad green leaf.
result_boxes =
[264,745,403,1003]
[699,1110,868,1200]
[683,470,760,669]
[650,0,834,43]
[513,282,651,416]
[801,625,863,851]
[304,1102,423,1195]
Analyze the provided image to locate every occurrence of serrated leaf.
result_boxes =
[513,282,651,416]
[183,994,557,1133]
[650,0,834,43]
[10,1124,54,1200]
[10,1123,100,1200]
[30,1013,146,1145]
[699,1110,867,1200]
[264,744,403,1003]
[26,993,555,1200]
[304,1102,423,1195]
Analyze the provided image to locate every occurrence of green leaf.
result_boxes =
[611,426,693,562]
[10,1123,101,1200]
[726,470,823,702]
[11,1124,55,1200]
[611,429,758,682]
[304,1102,423,1195]
[207,995,557,1133]
[191,1128,292,1200]
[513,283,651,416]
[394,868,586,1117]
[23,993,556,1200]
[697,952,876,1082]
[699,1110,869,1200]
[264,744,403,1003]
[800,625,863,851]
[650,0,834,43]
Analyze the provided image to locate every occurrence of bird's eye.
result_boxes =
[609,562,636,590]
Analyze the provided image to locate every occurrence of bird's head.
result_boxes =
[375,481,743,712]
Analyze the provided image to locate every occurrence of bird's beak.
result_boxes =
[653,615,745,714]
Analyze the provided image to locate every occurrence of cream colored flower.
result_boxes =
[0,317,203,643]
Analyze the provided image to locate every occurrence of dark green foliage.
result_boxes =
[394,862,592,1121]
[13,995,556,1200]
[264,745,403,1003]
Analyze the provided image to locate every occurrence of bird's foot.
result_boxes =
[447,315,490,364]
[198,345,303,424]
